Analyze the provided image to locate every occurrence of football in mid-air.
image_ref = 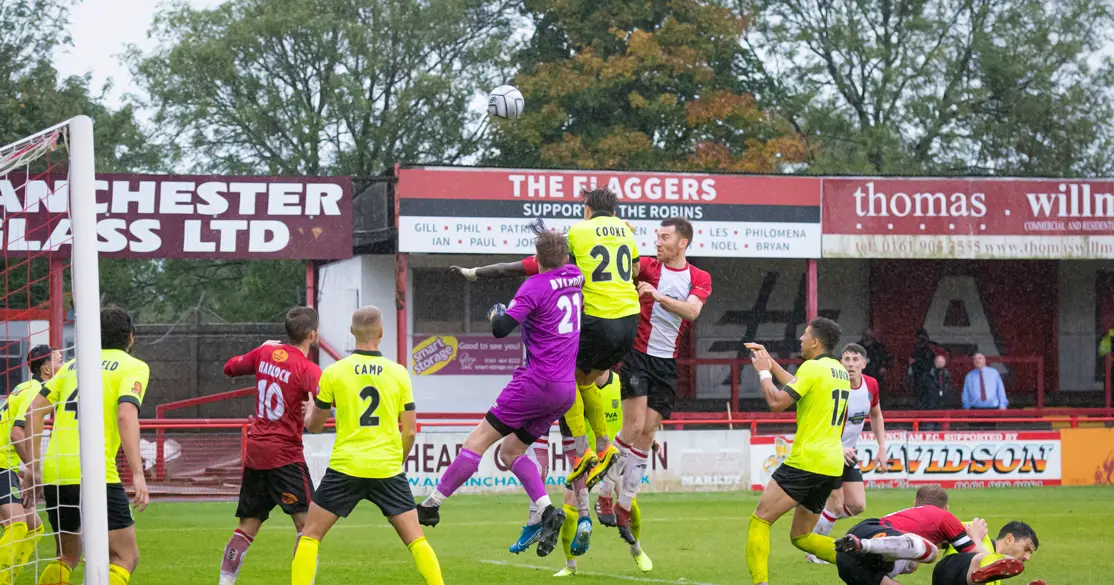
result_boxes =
[488,85,524,120]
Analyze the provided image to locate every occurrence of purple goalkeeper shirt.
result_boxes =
[505,264,584,382]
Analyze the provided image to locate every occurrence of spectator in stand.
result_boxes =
[859,329,893,391]
[918,354,952,431]
[962,353,1008,410]
[905,328,938,395]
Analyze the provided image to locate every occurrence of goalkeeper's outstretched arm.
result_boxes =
[450,261,529,281]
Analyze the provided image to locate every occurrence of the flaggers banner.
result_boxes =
[396,166,822,258]
[0,173,353,259]
[750,431,1061,490]
[304,430,751,495]
[410,335,523,376]
[823,178,1114,259]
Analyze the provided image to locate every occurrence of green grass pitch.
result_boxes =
[28,486,1112,583]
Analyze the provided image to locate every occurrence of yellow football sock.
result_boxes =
[561,504,578,561]
[36,561,72,585]
[406,536,444,585]
[578,381,609,447]
[11,521,42,583]
[563,388,587,439]
[108,564,131,585]
[291,536,319,585]
[746,514,772,585]
[0,521,28,578]
[791,532,837,564]
[631,497,642,542]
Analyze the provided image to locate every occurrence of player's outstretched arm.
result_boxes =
[223,346,261,378]
[118,402,149,512]
[451,261,529,281]
[745,345,795,412]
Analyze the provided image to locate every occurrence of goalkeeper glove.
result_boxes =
[488,303,507,322]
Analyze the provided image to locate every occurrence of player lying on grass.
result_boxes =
[833,485,1022,585]
[293,306,443,585]
[0,345,58,584]
[807,342,888,564]
[28,307,150,585]
[933,520,1044,585]
[219,307,322,585]
[743,318,850,585]
[419,228,583,557]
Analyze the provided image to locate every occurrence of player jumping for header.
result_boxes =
[218,307,323,585]
[608,216,711,543]
[806,342,888,564]
[418,227,583,558]
[292,306,443,585]
[743,318,849,585]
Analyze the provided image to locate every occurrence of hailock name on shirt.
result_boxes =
[258,361,291,383]
[549,275,585,290]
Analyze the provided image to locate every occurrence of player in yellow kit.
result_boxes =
[27,307,150,585]
[292,306,443,585]
[552,370,653,577]
[934,520,1044,585]
[0,346,58,584]
[743,317,849,585]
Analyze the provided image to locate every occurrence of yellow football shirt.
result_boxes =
[0,378,41,470]
[586,371,623,450]
[42,350,150,485]
[316,350,414,479]
[783,355,850,477]
[567,214,640,319]
[942,523,1002,584]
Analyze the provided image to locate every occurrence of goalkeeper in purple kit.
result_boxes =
[416,226,584,557]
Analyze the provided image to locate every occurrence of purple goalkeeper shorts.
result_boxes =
[486,367,576,444]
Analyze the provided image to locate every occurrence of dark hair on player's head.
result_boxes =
[285,307,319,344]
[534,230,569,269]
[997,521,1039,550]
[914,484,949,508]
[842,343,867,358]
[809,317,842,353]
[101,306,135,351]
[583,188,618,215]
[27,345,52,377]
[661,216,694,245]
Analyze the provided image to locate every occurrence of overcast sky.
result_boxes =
[54,0,223,108]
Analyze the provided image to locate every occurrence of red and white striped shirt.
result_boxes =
[634,257,712,359]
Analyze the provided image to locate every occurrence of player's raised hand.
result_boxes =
[487,303,508,322]
[968,517,988,543]
[132,475,150,513]
[451,266,478,281]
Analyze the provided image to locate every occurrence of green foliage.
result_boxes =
[747,0,1114,176]
[129,0,517,177]
[489,0,807,172]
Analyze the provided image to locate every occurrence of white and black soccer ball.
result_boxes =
[488,85,525,120]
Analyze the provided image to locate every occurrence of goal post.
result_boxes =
[0,115,108,584]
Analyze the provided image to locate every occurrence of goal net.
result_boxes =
[0,117,109,584]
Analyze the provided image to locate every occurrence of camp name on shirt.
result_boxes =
[258,361,293,383]
[353,362,384,376]
[549,274,585,290]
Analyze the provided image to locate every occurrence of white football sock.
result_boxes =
[814,508,839,536]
